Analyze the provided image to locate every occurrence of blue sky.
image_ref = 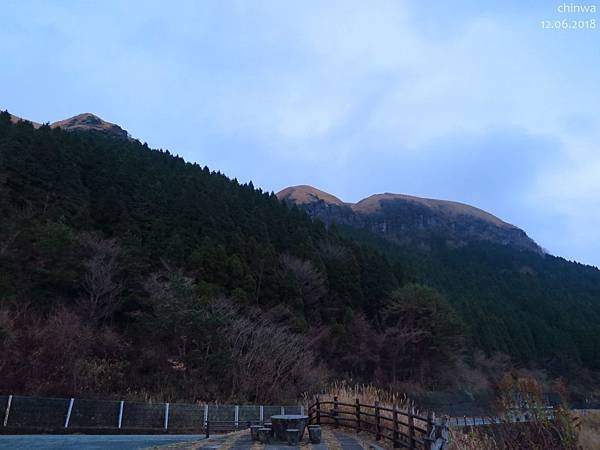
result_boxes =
[2,0,600,266]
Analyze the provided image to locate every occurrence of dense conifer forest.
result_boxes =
[1,111,599,404]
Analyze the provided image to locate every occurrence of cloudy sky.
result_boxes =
[2,0,600,266]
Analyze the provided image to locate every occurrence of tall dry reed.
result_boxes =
[305,381,430,446]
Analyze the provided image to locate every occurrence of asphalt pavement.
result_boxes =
[0,434,205,450]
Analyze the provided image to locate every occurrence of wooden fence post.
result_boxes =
[392,404,399,448]
[408,408,415,450]
[355,398,361,434]
[333,396,339,428]
[424,410,434,450]
[375,401,381,441]
[440,416,449,450]
[316,396,321,425]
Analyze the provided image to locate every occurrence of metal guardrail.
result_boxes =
[0,394,303,434]
[447,406,555,428]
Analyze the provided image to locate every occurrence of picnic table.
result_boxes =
[270,414,309,441]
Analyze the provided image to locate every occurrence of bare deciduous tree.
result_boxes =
[318,241,347,261]
[280,254,327,317]
[77,233,123,322]
[0,302,128,395]
[210,298,325,403]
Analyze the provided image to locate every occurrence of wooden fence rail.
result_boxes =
[308,397,448,450]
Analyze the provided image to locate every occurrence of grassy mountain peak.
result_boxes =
[7,111,129,138]
[277,185,541,253]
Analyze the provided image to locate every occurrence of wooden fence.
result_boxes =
[308,396,449,450]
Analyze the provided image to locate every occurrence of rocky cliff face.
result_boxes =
[277,185,541,253]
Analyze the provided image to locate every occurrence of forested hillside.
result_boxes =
[1,111,599,405]
[338,226,600,372]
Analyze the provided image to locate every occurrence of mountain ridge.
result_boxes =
[6,111,540,254]
[277,184,541,253]
[7,111,129,139]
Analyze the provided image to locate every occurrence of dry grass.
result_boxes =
[308,381,429,446]
[9,113,42,128]
[276,185,512,229]
[449,428,499,450]
[312,381,584,450]
[276,185,346,206]
[351,193,510,228]
[312,380,413,408]
[449,408,580,450]
[575,410,600,450]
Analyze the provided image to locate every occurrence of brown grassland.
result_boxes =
[575,410,600,450]
[311,378,591,450]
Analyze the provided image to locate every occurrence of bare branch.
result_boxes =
[77,233,123,322]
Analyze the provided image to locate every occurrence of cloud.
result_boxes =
[1,0,599,265]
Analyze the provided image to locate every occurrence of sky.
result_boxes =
[2,0,600,266]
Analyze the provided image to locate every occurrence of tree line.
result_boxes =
[0,111,598,404]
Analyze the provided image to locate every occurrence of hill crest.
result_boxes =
[7,111,129,138]
[276,185,539,252]
[277,185,347,206]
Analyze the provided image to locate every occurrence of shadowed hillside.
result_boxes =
[278,185,541,253]
[1,111,599,405]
